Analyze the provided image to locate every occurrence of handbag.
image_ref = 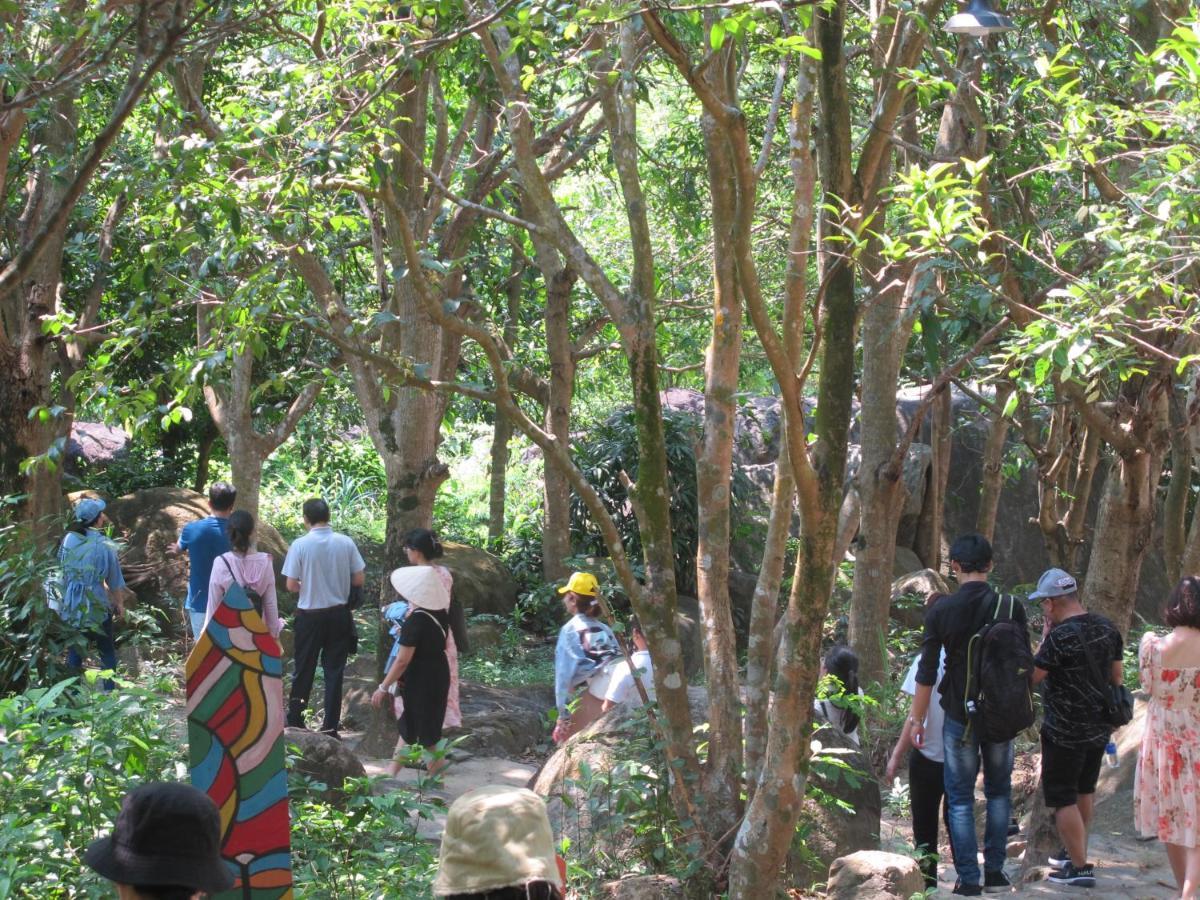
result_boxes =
[1077,620,1134,728]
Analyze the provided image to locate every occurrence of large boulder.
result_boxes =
[890,568,951,628]
[285,727,365,799]
[65,422,129,475]
[98,487,290,621]
[343,681,553,760]
[601,875,686,899]
[533,687,710,855]
[440,542,519,617]
[826,850,925,900]
[788,724,882,889]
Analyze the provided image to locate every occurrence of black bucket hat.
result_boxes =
[84,782,234,892]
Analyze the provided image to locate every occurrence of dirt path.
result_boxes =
[362,754,538,841]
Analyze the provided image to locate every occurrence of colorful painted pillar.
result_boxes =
[186,584,293,898]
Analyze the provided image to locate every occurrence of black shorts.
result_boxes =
[1041,734,1105,809]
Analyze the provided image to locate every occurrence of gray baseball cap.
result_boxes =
[1029,567,1078,600]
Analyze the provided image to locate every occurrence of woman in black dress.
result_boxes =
[372,566,451,775]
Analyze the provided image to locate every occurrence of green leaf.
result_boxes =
[710,20,726,50]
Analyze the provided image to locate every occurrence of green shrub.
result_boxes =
[0,520,84,693]
[0,677,185,897]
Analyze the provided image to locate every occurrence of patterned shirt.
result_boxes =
[1035,612,1123,749]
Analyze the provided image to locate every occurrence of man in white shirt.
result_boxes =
[591,617,655,711]
[282,498,365,737]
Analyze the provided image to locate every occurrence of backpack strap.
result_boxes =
[219,553,245,590]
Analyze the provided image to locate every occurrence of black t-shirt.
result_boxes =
[916,581,1029,724]
[1034,612,1123,749]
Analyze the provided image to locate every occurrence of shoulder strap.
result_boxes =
[219,553,244,589]
[413,608,447,640]
[1074,618,1112,689]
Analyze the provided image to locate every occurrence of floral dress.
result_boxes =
[1135,631,1200,847]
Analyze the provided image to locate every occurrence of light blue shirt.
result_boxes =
[554,613,620,713]
[281,526,365,610]
[59,529,125,628]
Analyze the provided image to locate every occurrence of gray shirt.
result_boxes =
[281,526,365,611]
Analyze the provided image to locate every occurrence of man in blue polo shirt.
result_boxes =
[177,482,236,640]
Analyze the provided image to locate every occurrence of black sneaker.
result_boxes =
[983,869,1012,893]
[952,882,982,897]
[1048,863,1096,887]
[1047,847,1070,869]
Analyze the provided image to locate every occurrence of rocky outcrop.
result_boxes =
[440,541,520,617]
[788,725,883,888]
[66,422,129,474]
[825,851,925,900]
[601,875,686,899]
[286,727,365,800]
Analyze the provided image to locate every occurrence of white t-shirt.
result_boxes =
[281,526,365,611]
[589,650,655,706]
[815,689,865,746]
[901,649,947,764]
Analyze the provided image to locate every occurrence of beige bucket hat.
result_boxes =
[433,785,561,896]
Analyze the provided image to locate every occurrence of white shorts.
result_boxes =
[585,659,622,700]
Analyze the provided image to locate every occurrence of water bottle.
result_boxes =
[1105,740,1119,769]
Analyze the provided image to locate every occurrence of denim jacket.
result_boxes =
[554,613,620,712]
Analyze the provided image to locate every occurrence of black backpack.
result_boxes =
[963,593,1035,743]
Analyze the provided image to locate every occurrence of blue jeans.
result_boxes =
[188,608,207,641]
[943,716,1013,886]
[67,612,117,692]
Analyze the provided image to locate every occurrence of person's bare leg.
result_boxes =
[1182,845,1200,900]
[387,735,409,777]
[1166,842,1188,891]
[1054,804,1087,866]
[1075,793,1094,858]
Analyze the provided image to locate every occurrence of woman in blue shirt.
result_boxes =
[552,572,620,743]
[59,497,126,690]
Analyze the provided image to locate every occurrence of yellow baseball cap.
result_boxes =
[558,571,599,597]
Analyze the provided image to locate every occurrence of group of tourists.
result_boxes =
[57,492,1200,899]
[879,531,1200,899]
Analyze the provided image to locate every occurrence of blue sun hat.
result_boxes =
[73,497,106,525]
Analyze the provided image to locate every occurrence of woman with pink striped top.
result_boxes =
[205,510,283,639]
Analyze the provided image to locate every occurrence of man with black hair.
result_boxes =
[282,497,365,737]
[908,533,1027,896]
[176,482,236,640]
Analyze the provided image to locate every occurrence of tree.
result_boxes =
[0,0,229,528]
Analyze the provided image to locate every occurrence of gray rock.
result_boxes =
[285,727,365,799]
[448,682,553,758]
[891,568,951,627]
[601,874,686,899]
[787,724,882,889]
[673,596,704,679]
[826,850,925,900]
[66,422,129,474]
[892,546,926,579]
[465,620,505,653]
[440,542,520,617]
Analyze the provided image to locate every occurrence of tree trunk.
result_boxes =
[976,382,1013,542]
[1164,387,1192,585]
[535,238,576,582]
[848,260,914,684]
[487,241,524,550]
[487,411,512,550]
[694,62,745,820]
[226,433,267,522]
[916,387,952,568]
[193,427,216,495]
[1084,443,1164,636]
